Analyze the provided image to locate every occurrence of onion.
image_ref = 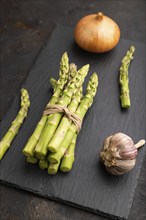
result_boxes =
[74,12,120,53]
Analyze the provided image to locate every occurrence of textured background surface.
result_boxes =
[0,1,146,220]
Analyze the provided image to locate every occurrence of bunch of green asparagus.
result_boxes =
[22,52,98,174]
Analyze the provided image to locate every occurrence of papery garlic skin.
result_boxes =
[109,133,138,160]
[100,133,138,175]
[106,159,136,175]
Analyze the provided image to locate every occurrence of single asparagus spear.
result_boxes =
[22,52,69,157]
[26,157,38,164]
[48,87,82,154]
[119,45,135,108]
[60,134,77,172]
[35,64,89,158]
[0,89,30,160]
[68,63,78,82]
[48,73,98,164]
[48,162,60,175]
[50,78,57,90]
[38,158,49,169]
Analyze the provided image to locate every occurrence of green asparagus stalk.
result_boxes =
[22,52,69,157]
[26,157,38,164]
[119,45,135,108]
[60,134,77,172]
[48,73,98,164]
[48,87,82,154]
[35,64,89,158]
[48,162,60,175]
[0,89,30,160]
[50,78,57,90]
[68,63,78,82]
[38,158,49,169]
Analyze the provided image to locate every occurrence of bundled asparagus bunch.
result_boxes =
[48,73,98,174]
[23,52,70,158]
[22,52,98,174]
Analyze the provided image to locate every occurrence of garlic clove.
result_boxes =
[110,133,133,148]
[106,159,136,175]
[119,147,138,160]
[116,159,136,170]
[102,135,113,150]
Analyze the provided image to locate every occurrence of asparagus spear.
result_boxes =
[22,52,69,157]
[26,157,38,164]
[0,89,30,160]
[48,162,60,175]
[49,78,57,90]
[38,158,49,169]
[68,63,78,81]
[48,87,82,154]
[119,45,135,108]
[35,64,89,158]
[60,134,77,172]
[48,73,98,164]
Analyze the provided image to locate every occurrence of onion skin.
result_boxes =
[74,12,120,53]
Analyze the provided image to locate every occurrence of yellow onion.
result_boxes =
[74,12,120,53]
[100,133,145,175]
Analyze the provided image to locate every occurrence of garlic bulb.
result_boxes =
[100,133,145,175]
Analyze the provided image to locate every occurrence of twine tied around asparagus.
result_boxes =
[43,105,82,132]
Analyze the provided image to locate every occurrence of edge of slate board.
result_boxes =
[0,24,146,220]
[0,179,126,220]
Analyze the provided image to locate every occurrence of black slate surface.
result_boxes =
[0,25,145,220]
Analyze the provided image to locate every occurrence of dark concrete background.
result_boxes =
[0,0,145,219]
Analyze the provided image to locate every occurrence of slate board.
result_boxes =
[0,25,145,220]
